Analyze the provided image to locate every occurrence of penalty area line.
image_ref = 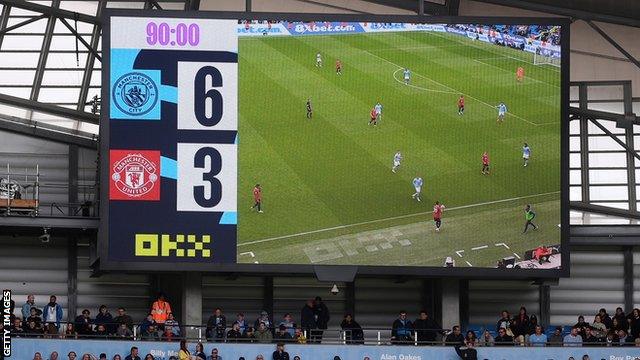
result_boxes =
[238,191,560,247]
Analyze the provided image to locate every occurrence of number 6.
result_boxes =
[194,66,223,126]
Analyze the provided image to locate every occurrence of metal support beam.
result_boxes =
[418,0,424,15]
[622,83,637,213]
[0,0,100,25]
[59,17,102,62]
[578,85,590,204]
[77,1,105,118]
[68,144,79,216]
[186,0,201,11]
[345,281,355,316]
[245,0,251,12]
[586,21,640,71]
[263,276,274,316]
[0,14,47,36]
[623,247,634,314]
[570,201,640,220]
[0,215,98,230]
[539,285,550,328]
[589,119,640,163]
[0,114,97,148]
[458,280,469,330]
[0,4,11,49]
[29,0,59,119]
[67,236,78,320]
[0,92,99,124]
[570,107,639,124]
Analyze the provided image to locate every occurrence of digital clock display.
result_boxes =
[146,22,200,46]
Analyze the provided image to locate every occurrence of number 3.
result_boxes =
[194,66,223,126]
[193,147,222,207]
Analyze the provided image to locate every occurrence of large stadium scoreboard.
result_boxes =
[100,15,239,268]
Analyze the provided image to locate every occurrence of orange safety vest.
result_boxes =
[151,300,172,323]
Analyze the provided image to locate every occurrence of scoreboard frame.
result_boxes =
[99,10,570,279]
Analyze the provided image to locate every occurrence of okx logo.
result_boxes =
[110,150,161,201]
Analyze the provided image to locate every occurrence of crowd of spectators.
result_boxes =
[10,293,640,349]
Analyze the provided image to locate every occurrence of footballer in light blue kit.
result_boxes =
[497,102,507,123]
[392,150,402,173]
[375,102,383,121]
[403,68,411,85]
[412,175,423,202]
[316,52,322,67]
[523,143,531,167]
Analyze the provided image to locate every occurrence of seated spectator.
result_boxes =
[207,347,221,360]
[272,343,289,360]
[255,322,273,343]
[27,307,43,329]
[81,354,97,360]
[563,326,582,347]
[464,330,477,346]
[591,314,607,338]
[574,316,588,338]
[445,326,464,346]
[527,315,539,337]
[206,308,226,341]
[125,346,141,360]
[95,305,114,334]
[340,313,363,344]
[454,341,477,360]
[60,323,76,339]
[597,308,612,329]
[117,323,133,338]
[143,355,154,360]
[254,310,273,334]
[142,325,160,341]
[496,310,511,333]
[294,327,307,344]
[139,314,156,335]
[391,310,413,344]
[113,355,122,360]
[494,327,513,346]
[234,313,247,335]
[244,326,256,342]
[114,308,134,330]
[275,324,292,341]
[617,329,631,346]
[413,310,440,346]
[33,352,43,360]
[635,338,640,346]
[606,329,619,345]
[164,313,180,337]
[527,325,547,347]
[99,354,107,360]
[25,319,44,337]
[10,318,25,336]
[95,324,109,338]
[22,295,37,321]
[50,351,59,360]
[162,325,175,342]
[583,327,603,346]
[68,351,78,360]
[548,326,563,345]
[279,313,296,338]
[227,322,243,342]
[193,342,206,360]
[75,309,93,337]
[479,330,494,346]
[151,293,172,326]
[178,340,190,360]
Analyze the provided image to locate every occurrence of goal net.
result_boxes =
[533,49,561,68]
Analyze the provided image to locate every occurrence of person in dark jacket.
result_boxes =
[414,310,441,345]
[206,308,226,341]
[613,308,626,331]
[312,297,330,343]
[494,327,514,346]
[114,308,134,330]
[74,309,93,337]
[300,299,316,339]
[275,325,293,342]
[272,343,290,360]
[628,308,640,339]
[340,314,363,344]
[495,310,511,333]
[95,305,114,334]
[391,311,413,344]
[444,326,464,346]
[511,306,529,339]
[574,315,589,338]
[226,322,243,342]
[455,341,478,360]
[597,308,612,330]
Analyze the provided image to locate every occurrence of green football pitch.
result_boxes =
[236,30,561,268]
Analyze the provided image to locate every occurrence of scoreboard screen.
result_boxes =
[99,11,569,277]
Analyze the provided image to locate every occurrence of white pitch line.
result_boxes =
[238,191,560,247]
[392,68,458,94]
[239,251,255,257]
[495,243,510,249]
[513,252,521,259]
[363,49,544,127]
[471,245,489,251]
[465,261,473,267]
[455,250,465,258]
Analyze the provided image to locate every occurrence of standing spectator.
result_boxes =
[548,326,563,345]
[413,310,441,345]
[629,308,640,340]
[445,326,464,346]
[116,323,133,338]
[279,313,296,337]
[391,310,413,344]
[42,295,63,335]
[563,327,583,347]
[313,297,330,343]
[207,347,221,360]
[494,328,513,346]
[479,330,494,346]
[140,314,157,335]
[234,313,247,335]
[95,305,114,334]
[597,308,613,329]
[125,347,141,360]
[194,342,206,359]
[255,322,273,343]
[207,308,227,341]
[164,313,181,337]
[255,310,273,334]
[22,295,37,320]
[177,340,190,360]
[613,308,626,331]
[511,307,529,342]
[293,327,307,344]
[227,322,243,342]
[496,310,511,333]
[527,325,547,347]
[275,325,292,341]
[114,308,133,330]
[272,343,290,360]
[591,314,607,338]
[75,309,93,337]
[340,313,363,344]
[300,300,316,341]
[151,294,172,326]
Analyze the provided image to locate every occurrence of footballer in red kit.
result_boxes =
[516,66,524,82]
[457,95,465,115]
[433,201,445,232]
[336,59,342,75]
[369,107,377,126]
[481,151,490,175]
[251,184,263,213]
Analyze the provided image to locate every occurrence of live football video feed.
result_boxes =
[103,15,563,272]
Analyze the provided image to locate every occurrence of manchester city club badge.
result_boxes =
[112,72,159,116]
